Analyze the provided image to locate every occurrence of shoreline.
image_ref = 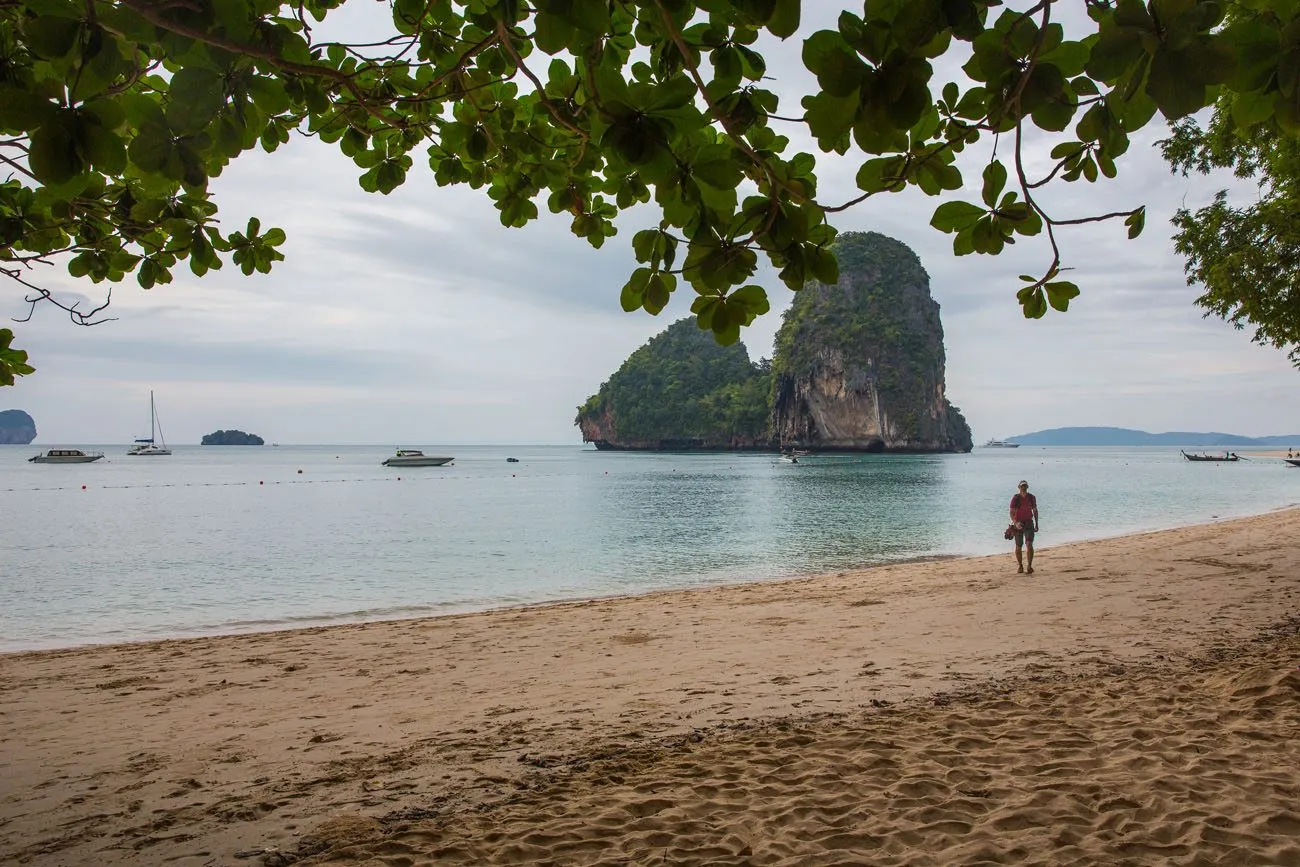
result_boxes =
[2,508,1298,865]
[6,505,1297,656]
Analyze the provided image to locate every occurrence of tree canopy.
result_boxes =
[2,0,1299,382]
[1163,98,1300,365]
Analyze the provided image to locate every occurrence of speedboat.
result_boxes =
[382,449,454,467]
[982,439,1020,448]
[29,448,105,463]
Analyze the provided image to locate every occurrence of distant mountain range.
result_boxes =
[1007,427,1300,447]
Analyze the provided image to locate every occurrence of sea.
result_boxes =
[2,444,1296,652]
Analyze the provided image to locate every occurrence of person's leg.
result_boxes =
[1015,539,1024,572]
[1026,536,1035,573]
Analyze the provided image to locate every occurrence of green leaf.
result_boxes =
[692,156,744,190]
[0,86,56,131]
[620,268,650,312]
[167,68,227,135]
[1125,207,1145,239]
[768,0,800,39]
[21,16,80,59]
[128,123,176,173]
[1146,49,1209,119]
[729,284,769,317]
[930,200,984,233]
[28,113,84,185]
[1044,280,1080,312]
[1230,89,1276,128]
[0,328,36,386]
[81,118,127,174]
[1018,285,1048,318]
[981,161,1006,208]
[802,89,858,149]
[803,30,865,97]
[534,12,572,54]
[643,272,673,314]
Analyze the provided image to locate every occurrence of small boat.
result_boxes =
[779,454,799,464]
[1284,458,1300,467]
[29,448,105,464]
[127,390,171,456]
[983,439,1020,448]
[382,449,454,467]
[506,457,519,463]
[1181,450,1240,462]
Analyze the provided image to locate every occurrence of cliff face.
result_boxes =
[771,232,971,452]
[0,409,37,444]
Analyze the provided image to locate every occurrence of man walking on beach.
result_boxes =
[1010,480,1039,574]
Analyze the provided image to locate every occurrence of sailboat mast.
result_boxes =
[152,391,166,448]
[150,390,156,441]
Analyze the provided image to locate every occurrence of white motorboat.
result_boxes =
[29,448,105,464]
[382,449,454,467]
[127,391,171,456]
[982,439,1020,448]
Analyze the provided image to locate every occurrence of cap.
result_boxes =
[1017,480,1028,487]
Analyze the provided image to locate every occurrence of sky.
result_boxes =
[4,3,1298,446]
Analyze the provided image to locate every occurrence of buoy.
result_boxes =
[512,473,516,477]
[259,480,263,485]
[81,484,86,490]
[297,469,303,474]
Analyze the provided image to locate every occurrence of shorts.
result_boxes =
[1014,523,1035,545]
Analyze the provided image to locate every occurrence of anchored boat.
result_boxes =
[382,449,454,467]
[29,448,105,464]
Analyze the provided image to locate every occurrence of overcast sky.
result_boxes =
[5,3,1298,445]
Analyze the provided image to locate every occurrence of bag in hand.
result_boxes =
[1004,523,1018,541]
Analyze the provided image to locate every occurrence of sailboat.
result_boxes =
[127,391,172,456]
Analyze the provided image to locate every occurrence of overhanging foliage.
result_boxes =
[3,0,1300,380]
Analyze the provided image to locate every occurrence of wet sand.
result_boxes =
[2,508,1298,866]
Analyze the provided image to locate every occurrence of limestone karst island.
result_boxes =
[0,409,37,444]
[576,232,972,453]
[200,429,265,445]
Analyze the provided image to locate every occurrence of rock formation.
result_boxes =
[770,232,971,452]
[576,319,770,450]
[576,231,971,453]
[0,409,37,444]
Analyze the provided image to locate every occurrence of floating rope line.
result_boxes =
[0,474,465,493]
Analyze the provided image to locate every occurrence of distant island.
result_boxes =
[1008,427,1300,447]
[201,429,264,446]
[0,409,37,444]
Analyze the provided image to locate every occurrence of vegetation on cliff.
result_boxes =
[0,408,37,444]
[576,319,769,447]
[201,429,264,446]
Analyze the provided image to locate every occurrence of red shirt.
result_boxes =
[1011,493,1037,522]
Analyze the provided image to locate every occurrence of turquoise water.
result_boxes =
[2,444,1296,651]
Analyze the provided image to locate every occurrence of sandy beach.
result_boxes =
[2,509,1298,866]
